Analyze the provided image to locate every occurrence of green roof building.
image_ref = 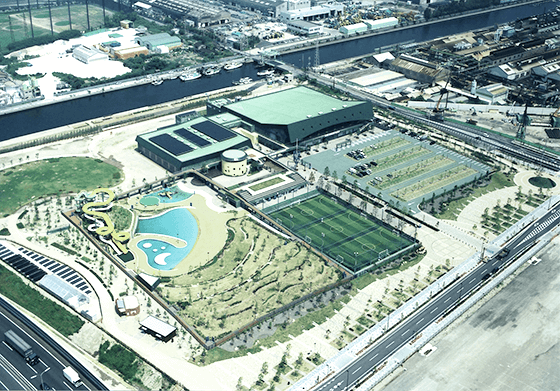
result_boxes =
[136,113,252,172]
[207,86,372,144]
[135,32,182,51]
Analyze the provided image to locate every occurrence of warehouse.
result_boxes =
[207,86,372,144]
[72,45,108,64]
[136,113,252,172]
[140,316,176,342]
[135,33,182,51]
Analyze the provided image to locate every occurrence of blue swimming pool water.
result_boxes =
[140,185,193,206]
[136,207,198,271]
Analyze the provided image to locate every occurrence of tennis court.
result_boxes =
[269,194,415,273]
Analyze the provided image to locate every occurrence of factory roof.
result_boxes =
[223,86,364,125]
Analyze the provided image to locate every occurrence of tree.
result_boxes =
[261,361,269,375]
[323,166,330,177]
[237,377,243,391]
[308,171,316,183]
[332,170,338,180]
[341,174,347,184]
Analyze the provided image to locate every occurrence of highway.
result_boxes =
[0,301,98,391]
[313,202,560,391]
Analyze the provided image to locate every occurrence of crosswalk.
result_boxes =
[525,210,560,241]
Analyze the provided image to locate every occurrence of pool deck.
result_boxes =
[126,185,246,277]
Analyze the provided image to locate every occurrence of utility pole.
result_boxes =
[27,0,34,38]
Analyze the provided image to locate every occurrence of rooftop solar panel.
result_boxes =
[174,128,212,147]
[191,120,235,142]
[150,134,194,156]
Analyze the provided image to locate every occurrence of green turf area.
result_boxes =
[0,5,107,50]
[0,263,84,336]
[249,177,285,191]
[269,195,414,272]
[0,157,123,216]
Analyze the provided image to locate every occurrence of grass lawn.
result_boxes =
[249,177,285,192]
[0,157,122,216]
[0,264,84,336]
[269,195,414,272]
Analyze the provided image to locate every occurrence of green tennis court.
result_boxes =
[269,194,415,272]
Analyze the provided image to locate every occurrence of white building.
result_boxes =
[286,20,323,35]
[72,45,108,64]
[279,4,344,21]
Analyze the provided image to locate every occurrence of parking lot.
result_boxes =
[303,129,490,212]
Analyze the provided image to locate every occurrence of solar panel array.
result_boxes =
[150,134,193,156]
[191,120,236,142]
[0,243,92,294]
[174,128,212,147]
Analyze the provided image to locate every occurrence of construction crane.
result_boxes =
[432,76,451,121]
[516,104,531,140]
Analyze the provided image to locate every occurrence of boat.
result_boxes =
[203,66,221,76]
[224,61,243,71]
[180,71,202,81]
[151,79,163,86]
[257,69,274,77]
[239,77,252,84]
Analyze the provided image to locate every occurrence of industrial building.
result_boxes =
[286,20,323,35]
[146,0,230,27]
[389,54,449,85]
[225,0,287,18]
[207,86,373,144]
[339,18,398,35]
[112,46,149,60]
[72,45,108,64]
[135,33,183,51]
[136,113,252,172]
[279,4,344,21]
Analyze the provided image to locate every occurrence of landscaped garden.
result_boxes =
[158,216,340,340]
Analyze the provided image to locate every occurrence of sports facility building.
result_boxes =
[136,113,252,172]
[207,86,373,144]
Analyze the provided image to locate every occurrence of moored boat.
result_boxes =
[224,61,243,71]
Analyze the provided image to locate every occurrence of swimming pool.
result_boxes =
[139,185,193,207]
[136,207,198,271]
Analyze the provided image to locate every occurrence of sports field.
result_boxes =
[269,195,414,273]
[0,4,106,49]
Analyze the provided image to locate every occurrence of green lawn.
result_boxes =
[0,157,123,216]
[249,177,285,192]
[269,195,414,272]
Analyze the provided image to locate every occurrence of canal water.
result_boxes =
[0,0,556,142]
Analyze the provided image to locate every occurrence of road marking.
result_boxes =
[444,296,451,303]
[387,341,395,348]
[369,353,379,362]
[469,277,476,284]
[430,306,438,314]
[402,329,410,336]
[352,366,362,375]
[416,317,424,325]
[492,260,499,266]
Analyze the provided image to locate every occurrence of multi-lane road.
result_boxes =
[0,303,94,391]
[314,201,560,391]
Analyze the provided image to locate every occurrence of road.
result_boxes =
[0,303,94,391]
[313,201,560,391]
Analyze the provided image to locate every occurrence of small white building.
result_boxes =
[286,20,323,35]
[279,4,344,21]
[72,45,108,64]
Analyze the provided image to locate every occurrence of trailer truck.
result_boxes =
[63,366,82,387]
[4,330,39,365]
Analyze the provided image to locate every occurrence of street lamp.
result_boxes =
[40,367,50,387]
